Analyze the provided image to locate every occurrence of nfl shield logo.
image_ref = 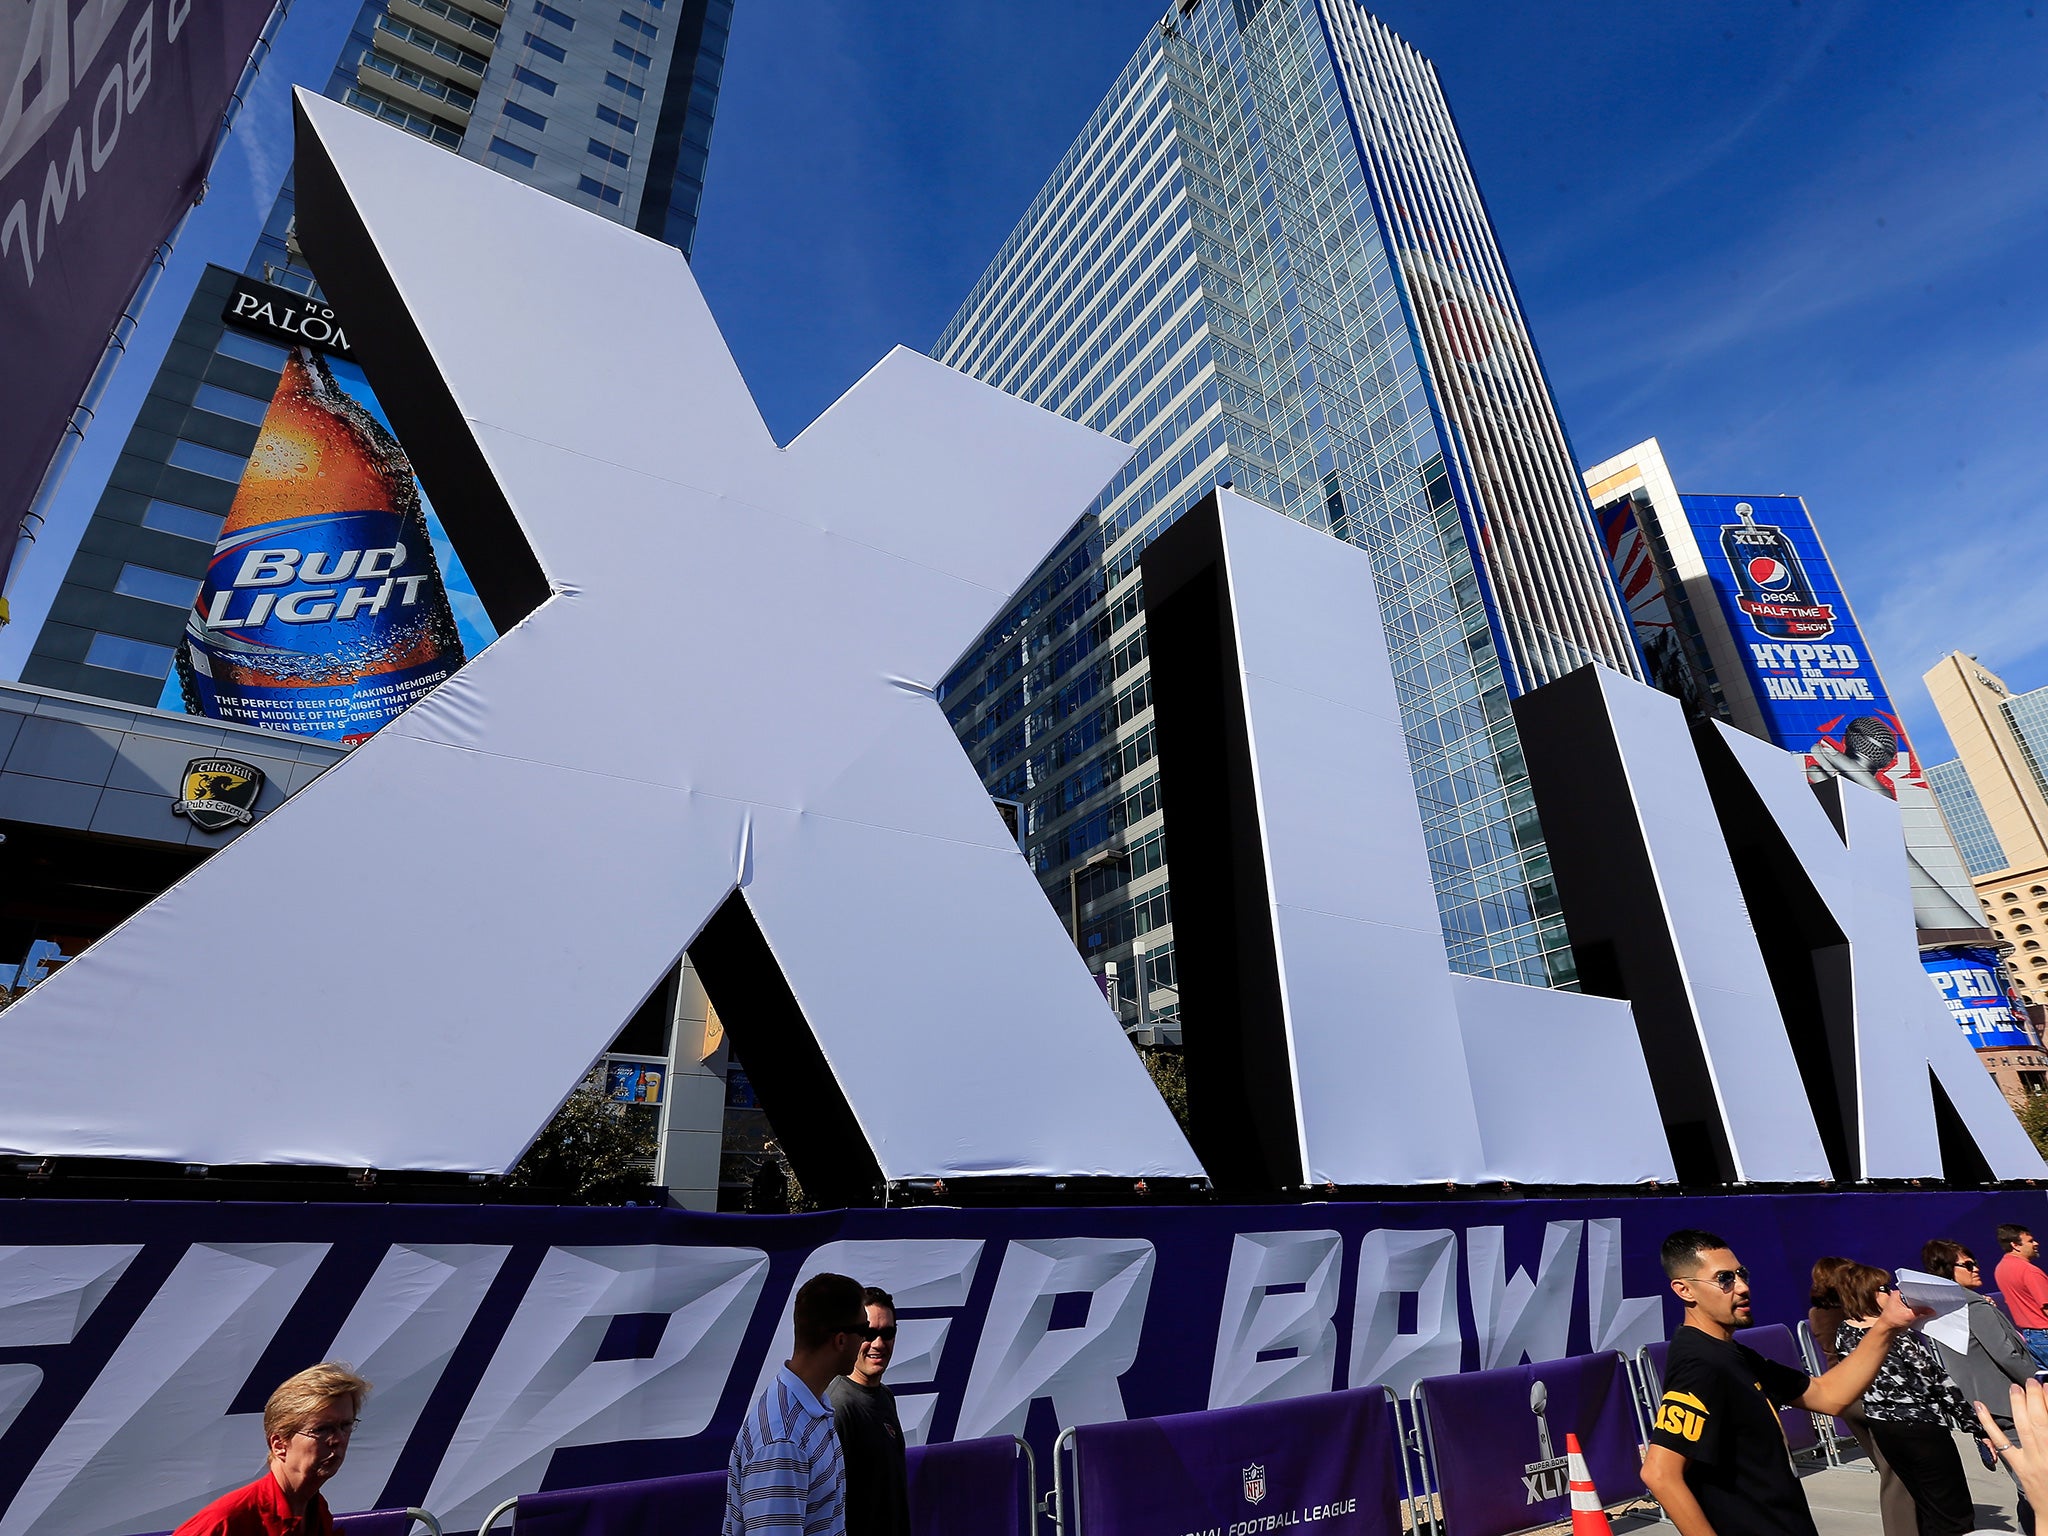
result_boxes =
[1242,1464,1267,1505]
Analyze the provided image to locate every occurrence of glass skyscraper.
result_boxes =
[1929,758,2009,879]
[22,0,731,701]
[935,0,1642,1037]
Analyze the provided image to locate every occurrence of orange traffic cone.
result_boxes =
[1566,1433,1614,1535]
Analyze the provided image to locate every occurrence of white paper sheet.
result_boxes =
[1893,1267,1975,1353]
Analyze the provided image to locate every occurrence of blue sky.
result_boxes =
[10,0,2046,761]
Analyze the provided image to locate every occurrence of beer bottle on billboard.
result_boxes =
[177,348,466,744]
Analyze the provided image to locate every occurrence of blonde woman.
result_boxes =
[174,1362,371,1536]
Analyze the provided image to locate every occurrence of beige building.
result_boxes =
[1925,652,2048,1010]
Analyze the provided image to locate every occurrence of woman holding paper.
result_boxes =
[1836,1263,1984,1536]
[1923,1239,2037,1530]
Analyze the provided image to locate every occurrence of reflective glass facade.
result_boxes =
[2004,685,2048,809]
[936,0,1642,1037]
[1929,757,2009,879]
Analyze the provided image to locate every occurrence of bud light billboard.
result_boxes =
[1679,493,1922,797]
[1922,945,2036,1050]
[157,304,494,743]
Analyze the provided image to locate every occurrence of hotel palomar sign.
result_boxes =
[221,274,354,358]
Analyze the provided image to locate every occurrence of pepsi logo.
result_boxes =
[1747,556,1792,589]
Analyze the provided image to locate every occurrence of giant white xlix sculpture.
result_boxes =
[0,91,1199,1185]
[0,90,2033,1193]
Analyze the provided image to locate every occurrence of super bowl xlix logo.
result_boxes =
[1242,1464,1267,1506]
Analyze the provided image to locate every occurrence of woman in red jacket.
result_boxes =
[175,1362,372,1536]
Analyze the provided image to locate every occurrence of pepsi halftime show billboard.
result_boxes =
[1679,493,1924,796]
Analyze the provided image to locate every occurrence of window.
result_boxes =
[532,1,574,28]
[190,382,269,426]
[512,65,556,95]
[85,632,176,676]
[215,331,288,370]
[489,136,537,167]
[602,71,643,100]
[595,104,636,132]
[141,499,224,544]
[587,137,630,167]
[612,40,651,67]
[504,101,548,130]
[167,439,249,481]
[619,10,658,37]
[522,29,566,61]
[578,174,622,205]
[114,563,199,607]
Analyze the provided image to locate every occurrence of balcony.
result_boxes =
[341,83,465,150]
[388,0,501,48]
[374,14,489,77]
[356,49,476,124]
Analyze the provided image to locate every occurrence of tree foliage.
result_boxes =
[1138,1043,1188,1130]
[2019,1090,2048,1161]
[508,1083,657,1200]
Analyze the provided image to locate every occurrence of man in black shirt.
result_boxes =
[1642,1228,1925,1536]
[829,1285,910,1536]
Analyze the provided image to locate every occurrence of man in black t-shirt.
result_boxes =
[829,1285,910,1536]
[1642,1229,1926,1536]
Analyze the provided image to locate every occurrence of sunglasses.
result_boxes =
[1689,1266,1750,1293]
[1958,1260,1981,1273]
[842,1322,898,1342]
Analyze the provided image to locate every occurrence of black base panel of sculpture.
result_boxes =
[1512,666,1736,1187]
[1142,493,1307,1190]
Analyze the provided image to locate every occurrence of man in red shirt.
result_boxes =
[1994,1225,2048,1371]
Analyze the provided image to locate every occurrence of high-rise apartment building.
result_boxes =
[1926,653,2048,1009]
[21,0,730,703]
[935,0,1644,1037]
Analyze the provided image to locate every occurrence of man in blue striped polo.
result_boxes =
[725,1272,870,1535]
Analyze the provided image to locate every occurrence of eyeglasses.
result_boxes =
[862,1324,898,1343]
[1688,1266,1750,1293]
[1958,1260,1981,1272]
[1875,1283,1894,1295]
[294,1419,358,1444]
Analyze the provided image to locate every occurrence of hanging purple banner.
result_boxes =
[1420,1351,1640,1536]
[1069,1387,1403,1536]
[0,0,275,587]
[0,1189,2034,1536]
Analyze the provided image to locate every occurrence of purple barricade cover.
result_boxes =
[1071,1387,1402,1536]
[1421,1351,1640,1536]
[332,1512,421,1536]
[0,0,274,583]
[505,1439,1018,1536]
[511,1470,725,1536]
[906,1436,1023,1536]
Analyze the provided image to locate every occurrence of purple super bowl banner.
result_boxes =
[0,0,275,586]
[0,1190,2037,1536]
